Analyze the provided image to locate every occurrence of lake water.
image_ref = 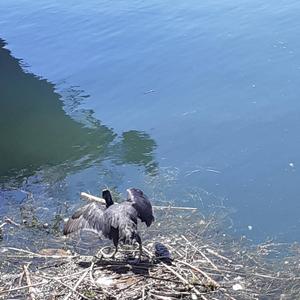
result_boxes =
[1,0,300,244]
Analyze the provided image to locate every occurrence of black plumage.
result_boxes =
[63,189,113,236]
[63,188,154,259]
[154,242,172,264]
[63,201,104,235]
[102,201,142,258]
[126,188,155,227]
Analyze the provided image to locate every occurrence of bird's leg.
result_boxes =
[138,241,142,261]
[135,233,142,262]
[111,230,119,259]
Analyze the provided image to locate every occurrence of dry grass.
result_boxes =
[1,210,300,299]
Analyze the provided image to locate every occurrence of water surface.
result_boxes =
[1,0,300,243]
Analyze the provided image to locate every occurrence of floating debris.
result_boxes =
[39,248,71,256]
[143,89,156,95]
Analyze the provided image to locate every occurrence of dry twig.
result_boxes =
[23,264,36,300]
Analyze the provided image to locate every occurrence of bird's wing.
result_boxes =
[63,202,105,235]
[126,188,154,227]
[103,204,121,230]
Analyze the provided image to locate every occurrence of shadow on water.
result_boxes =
[0,38,158,183]
[112,130,158,175]
[0,37,159,249]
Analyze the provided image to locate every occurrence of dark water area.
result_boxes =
[0,39,158,248]
[1,0,300,246]
[0,38,157,179]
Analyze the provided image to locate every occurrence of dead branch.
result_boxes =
[80,191,197,210]
[63,265,91,300]
[23,264,36,300]
[38,274,89,300]
[181,235,219,270]
[0,281,48,295]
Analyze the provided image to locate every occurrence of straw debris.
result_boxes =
[1,208,300,299]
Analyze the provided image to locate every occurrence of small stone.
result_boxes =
[232,283,244,291]
[96,276,115,287]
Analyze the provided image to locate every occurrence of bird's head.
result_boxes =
[127,188,155,227]
[126,188,144,199]
[102,189,114,208]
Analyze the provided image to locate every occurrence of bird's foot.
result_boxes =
[127,256,141,264]
[96,246,116,259]
[94,250,103,261]
[127,251,143,264]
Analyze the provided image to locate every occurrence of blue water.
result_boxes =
[1,0,300,242]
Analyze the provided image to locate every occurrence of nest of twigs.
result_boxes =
[1,209,300,299]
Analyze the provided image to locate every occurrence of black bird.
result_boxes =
[63,188,154,259]
[154,242,173,265]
